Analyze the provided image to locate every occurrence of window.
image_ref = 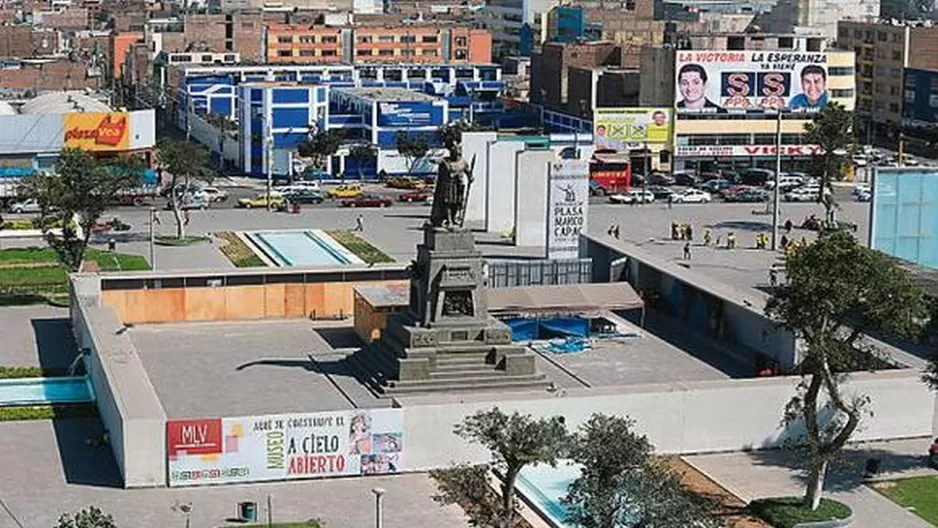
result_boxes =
[299,36,313,44]
[378,35,395,42]
[877,31,887,42]
[357,35,373,43]
[889,103,900,113]
[402,49,415,56]
[278,36,292,44]
[890,85,899,96]
[400,35,416,43]
[454,49,467,60]
[277,50,291,57]
[299,49,314,57]
[423,49,438,56]
[854,30,862,39]
[357,49,372,56]
[831,88,855,98]
[778,36,793,49]
[421,35,438,43]
[864,30,872,41]
[828,66,855,75]
[322,49,337,56]
[378,49,394,56]
[385,69,402,80]
[455,68,473,79]
[625,0,635,9]
[892,32,902,43]
[455,36,467,47]
[906,89,916,102]
[321,35,337,43]
[201,55,213,62]
[892,49,902,61]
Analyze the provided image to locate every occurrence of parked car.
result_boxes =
[237,194,285,209]
[609,190,655,204]
[698,179,734,194]
[299,167,330,181]
[672,171,699,187]
[8,198,42,214]
[341,194,393,207]
[724,189,769,202]
[200,186,229,203]
[669,189,712,203]
[852,155,868,167]
[166,193,211,210]
[738,168,775,186]
[398,191,432,203]
[855,189,873,202]
[646,172,675,186]
[645,185,674,200]
[784,187,821,202]
[327,184,364,199]
[278,181,322,193]
[764,174,805,191]
[387,176,426,190]
[283,189,324,204]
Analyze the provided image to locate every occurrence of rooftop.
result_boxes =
[336,86,440,102]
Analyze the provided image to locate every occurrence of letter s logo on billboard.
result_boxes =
[724,72,752,97]
[760,72,789,97]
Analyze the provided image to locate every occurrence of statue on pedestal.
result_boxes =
[429,142,473,230]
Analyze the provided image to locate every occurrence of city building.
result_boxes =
[531,41,623,110]
[902,68,938,132]
[264,25,492,65]
[753,0,878,42]
[837,20,938,142]
[479,0,557,59]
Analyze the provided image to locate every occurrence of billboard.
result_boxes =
[376,101,442,127]
[167,409,404,487]
[674,51,830,114]
[676,144,824,157]
[547,159,589,260]
[870,168,938,269]
[63,112,130,151]
[593,108,671,150]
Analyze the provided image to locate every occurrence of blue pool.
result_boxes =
[515,462,583,527]
[0,377,94,406]
[245,230,360,267]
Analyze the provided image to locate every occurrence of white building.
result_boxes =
[479,0,557,59]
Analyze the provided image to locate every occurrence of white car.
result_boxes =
[764,175,804,191]
[852,155,868,167]
[200,186,229,202]
[855,189,872,202]
[670,189,712,203]
[784,187,821,202]
[8,198,42,214]
[278,183,320,194]
[609,190,655,204]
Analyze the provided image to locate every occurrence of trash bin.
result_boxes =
[864,458,881,477]
[238,501,258,522]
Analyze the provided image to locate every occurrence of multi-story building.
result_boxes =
[837,20,938,141]
[530,41,622,110]
[639,33,855,173]
[479,0,558,59]
[264,25,491,65]
[754,0,878,43]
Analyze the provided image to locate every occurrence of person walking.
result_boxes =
[668,194,674,209]
[613,225,620,239]
[769,266,778,287]
[683,242,691,260]
[686,223,694,242]
[703,229,712,246]
[784,219,793,233]
[355,214,364,232]
[727,232,737,249]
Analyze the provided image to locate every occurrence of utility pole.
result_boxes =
[771,108,783,251]
[265,117,273,210]
[149,207,156,270]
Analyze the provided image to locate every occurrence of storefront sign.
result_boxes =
[547,159,589,260]
[167,409,404,487]
[676,144,824,157]
[63,112,129,151]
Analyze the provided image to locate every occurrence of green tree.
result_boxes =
[395,131,430,176]
[431,407,567,528]
[346,144,377,180]
[431,463,505,528]
[563,414,717,528]
[297,128,344,174]
[803,103,855,223]
[766,231,927,510]
[155,139,214,238]
[17,149,139,272]
[55,506,117,528]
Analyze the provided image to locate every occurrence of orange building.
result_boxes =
[111,31,143,80]
[265,25,492,64]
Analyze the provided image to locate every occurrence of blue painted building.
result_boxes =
[237,82,329,177]
[902,68,938,130]
[330,87,447,148]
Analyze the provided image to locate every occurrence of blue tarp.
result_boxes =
[504,317,589,341]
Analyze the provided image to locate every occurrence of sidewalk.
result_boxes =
[684,438,937,528]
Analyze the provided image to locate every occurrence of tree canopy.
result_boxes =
[55,506,117,528]
[803,103,854,222]
[395,131,431,175]
[298,129,343,171]
[155,139,214,238]
[766,230,927,509]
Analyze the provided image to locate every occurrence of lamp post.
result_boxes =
[149,206,156,270]
[265,117,273,211]
[371,487,386,528]
[771,108,784,251]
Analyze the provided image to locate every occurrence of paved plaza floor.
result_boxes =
[0,305,75,370]
[685,438,938,528]
[0,420,465,528]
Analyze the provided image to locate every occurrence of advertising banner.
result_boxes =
[674,51,830,114]
[63,112,130,151]
[167,409,404,487]
[593,108,671,150]
[676,144,824,157]
[547,159,589,260]
[377,102,439,127]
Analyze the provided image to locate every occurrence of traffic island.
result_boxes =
[154,235,211,246]
[747,497,853,528]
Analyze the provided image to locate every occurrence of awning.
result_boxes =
[488,282,644,315]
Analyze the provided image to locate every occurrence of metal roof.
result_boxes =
[20,91,112,114]
[488,282,644,314]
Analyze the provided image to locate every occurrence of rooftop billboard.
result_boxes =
[674,51,830,115]
[593,108,671,150]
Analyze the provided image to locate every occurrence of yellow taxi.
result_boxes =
[328,184,364,199]
[386,176,426,190]
[237,193,285,209]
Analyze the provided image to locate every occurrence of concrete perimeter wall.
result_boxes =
[398,370,936,469]
[70,276,167,488]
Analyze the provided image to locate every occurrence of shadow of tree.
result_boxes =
[705,220,773,233]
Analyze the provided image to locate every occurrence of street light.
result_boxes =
[149,206,157,270]
[771,108,787,251]
[371,487,386,528]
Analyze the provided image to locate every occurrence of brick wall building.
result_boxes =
[531,41,620,109]
[0,60,98,91]
[40,7,90,30]
[0,26,58,57]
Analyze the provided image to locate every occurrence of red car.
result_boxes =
[398,191,432,203]
[341,194,393,208]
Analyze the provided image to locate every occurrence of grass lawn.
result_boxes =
[325,229,395,264]
[0,366,69,379]
[216,231,267,267]
[218,522,324,528]
[872,476,938,525]
[748,497,852,528]
[0,404,97,422]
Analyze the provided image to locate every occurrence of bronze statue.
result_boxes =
[429,143,473,229]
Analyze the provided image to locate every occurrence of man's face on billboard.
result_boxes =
[802,72,826,104]
[679,72,705,105]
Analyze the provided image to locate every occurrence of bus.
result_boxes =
[589,150,632,196]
